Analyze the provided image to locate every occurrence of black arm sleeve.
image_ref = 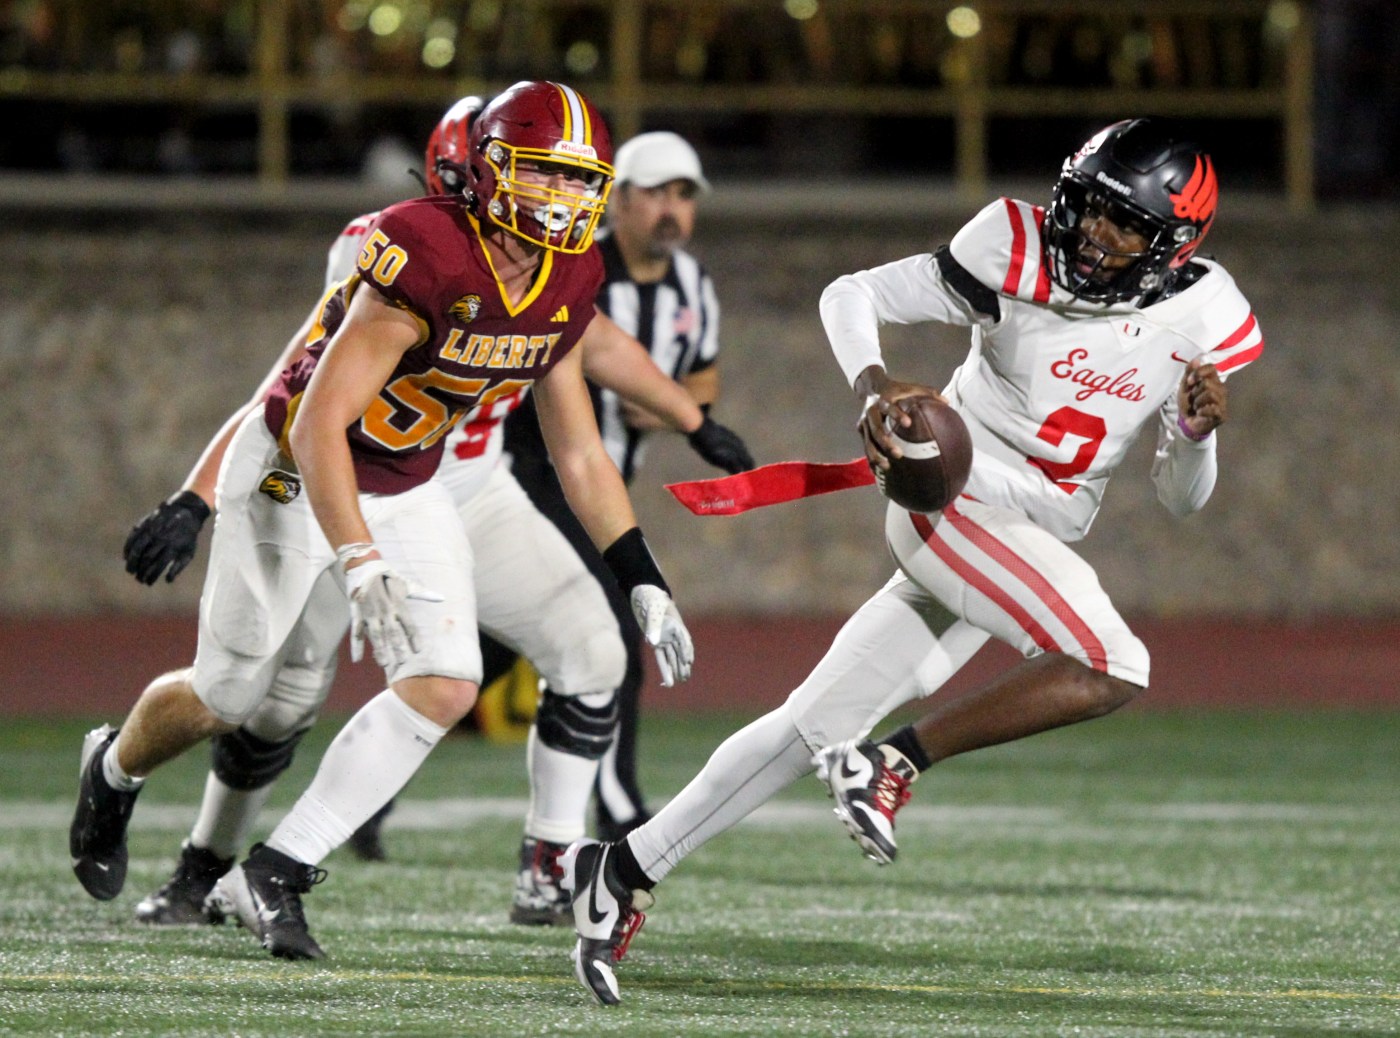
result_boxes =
[934,245,1001,321]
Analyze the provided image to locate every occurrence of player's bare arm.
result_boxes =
[1178,358,1227,439]
[852,363,948,469]
[537,328,695,688]
[534,339,639,551]
[616,362,720,433]
[288,284,422,563]
[680,365,720,409]
[579,312,752,473]
[580,310,704,433]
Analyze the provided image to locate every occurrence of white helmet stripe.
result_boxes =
[554,82,589,145]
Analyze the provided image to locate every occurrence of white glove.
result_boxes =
[629,584,694,686]
[344,559,444,673]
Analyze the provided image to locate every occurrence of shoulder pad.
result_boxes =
[337,211,377,240]
[324,210,379,287]
[1164,261,1264,377]
[949,197,1053,304]
[355,198,464,310]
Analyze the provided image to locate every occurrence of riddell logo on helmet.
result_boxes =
[1095,171,1133,196]
[554,140,598,160]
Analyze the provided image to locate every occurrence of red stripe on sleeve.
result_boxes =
[1002,198,1027,296]
[1211,312,1263,373]
[1215,338,1263,374]
[1214,312,1257,352]
[1032,205,1052,303]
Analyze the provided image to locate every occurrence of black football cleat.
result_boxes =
[206,842,327,960]
[135,840,235,925]
[70,724,141,900]
[560,839,653,1006]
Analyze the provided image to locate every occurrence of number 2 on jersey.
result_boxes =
[1028,406,1107,493]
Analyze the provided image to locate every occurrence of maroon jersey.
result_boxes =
[265,196,603,493]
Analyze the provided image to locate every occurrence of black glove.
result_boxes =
[687,414,755,475]
[123,490,212,586]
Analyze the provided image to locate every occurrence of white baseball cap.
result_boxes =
[612,131,710,194]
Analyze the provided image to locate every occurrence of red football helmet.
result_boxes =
[425,94,484,195]
[466,80,614,254]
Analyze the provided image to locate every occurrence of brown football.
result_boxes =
[874,397,974,513]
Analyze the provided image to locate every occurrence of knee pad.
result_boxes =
[210,726,308,792]
[534,689,617,760]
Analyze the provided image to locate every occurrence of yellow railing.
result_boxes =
[0,0,1313,209]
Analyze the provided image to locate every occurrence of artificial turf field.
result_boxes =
[2,709,1398,1037]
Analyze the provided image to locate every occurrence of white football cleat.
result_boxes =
[560,839,654,1005]
[813,739,917,865]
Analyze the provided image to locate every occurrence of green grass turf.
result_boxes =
[2,709,1398,1037]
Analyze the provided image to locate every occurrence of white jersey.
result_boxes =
[821,197,1262,541]
[325,211,525,502]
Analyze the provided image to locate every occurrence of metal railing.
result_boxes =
[0,0,1314,210]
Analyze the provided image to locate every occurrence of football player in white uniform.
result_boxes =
[559,118,1262,1004]
[90,92,749,942]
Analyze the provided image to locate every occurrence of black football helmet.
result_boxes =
[1047,118,1218,303]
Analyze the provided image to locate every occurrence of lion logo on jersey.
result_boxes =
[449,294,483,324]
[258,470,302,504]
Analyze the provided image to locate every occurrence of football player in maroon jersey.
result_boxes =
[70,81,699,961]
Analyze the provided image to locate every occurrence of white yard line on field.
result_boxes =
[0,798,1378,831]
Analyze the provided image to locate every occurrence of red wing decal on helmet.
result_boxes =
[1001,199,1052,303]
[1170,155,1218,225]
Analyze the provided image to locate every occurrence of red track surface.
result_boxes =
[4,613,1398,717]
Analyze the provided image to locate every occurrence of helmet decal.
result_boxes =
[1170,155,1218,225]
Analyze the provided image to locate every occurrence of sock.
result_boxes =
[102,738,145,792]
[879,725,932,773]
[613,838,654,893]
[524,691,611,845]
[265,690,448,866]
[625,706,813,884]
[188,772,275,859]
